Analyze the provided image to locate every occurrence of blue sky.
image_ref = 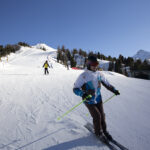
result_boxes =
[0,0,150,57]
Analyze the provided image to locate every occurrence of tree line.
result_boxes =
[57,45,150,79]
[0,42,30,58]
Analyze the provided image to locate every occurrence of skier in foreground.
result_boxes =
[73,55,120,141]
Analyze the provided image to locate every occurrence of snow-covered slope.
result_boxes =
[0,45,150,150]
[133,49,150,62]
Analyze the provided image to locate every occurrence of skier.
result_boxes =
[73,55,120,140]
[67,60,70,70]
[43,60,50,75]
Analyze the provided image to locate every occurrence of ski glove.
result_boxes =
[82,89,95,102]
[82,93,92,102]
[114,90,120,95]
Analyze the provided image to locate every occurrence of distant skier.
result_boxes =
[73,55,120,140]
[67,60,70,70]
[43,60,50,75]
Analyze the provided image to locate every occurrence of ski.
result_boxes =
[84,123,118,150]
[85,122,129,150]
[109,139,129,150]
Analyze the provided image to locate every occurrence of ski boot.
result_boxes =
[103,131,113,141]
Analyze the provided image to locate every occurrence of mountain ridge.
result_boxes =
[133,49,150,61]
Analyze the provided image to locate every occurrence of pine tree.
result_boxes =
[72,49,78,57]
[126,57,134,68]
[66,49,71,61]
[115,59,122,73]
[70,56,76,67]
[0,45,3,57]
[141,60,150,70]
[57,47,61,63]
[133,59,142,70]
[108,56,112,61]
[61,45,65,53]
[97,52,101,59]
[88,52,94,57]
[119,54,124,63]
[108,61,113,71]
[18,42,30,47]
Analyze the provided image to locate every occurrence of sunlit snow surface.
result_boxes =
[0,45,150,150]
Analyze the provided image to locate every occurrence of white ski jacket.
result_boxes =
[73,70,116,104]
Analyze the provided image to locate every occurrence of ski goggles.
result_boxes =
[88,61,99,67]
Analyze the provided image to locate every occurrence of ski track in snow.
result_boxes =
[0,46,150,150]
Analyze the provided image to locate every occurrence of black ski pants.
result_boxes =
[85,101,107,135]
[44,68,49,75]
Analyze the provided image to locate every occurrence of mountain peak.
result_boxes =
[32,43,56,51]
[137,49,145,53]
[133,49,150,61]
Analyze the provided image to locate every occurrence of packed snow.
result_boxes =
[0,44,150,150]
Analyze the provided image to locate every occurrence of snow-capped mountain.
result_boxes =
[133,49,150,62]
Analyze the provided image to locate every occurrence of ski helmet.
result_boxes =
[87,55,99,70]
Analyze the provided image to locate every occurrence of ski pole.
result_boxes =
[57,95,92,121]
[103,94,116,104]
